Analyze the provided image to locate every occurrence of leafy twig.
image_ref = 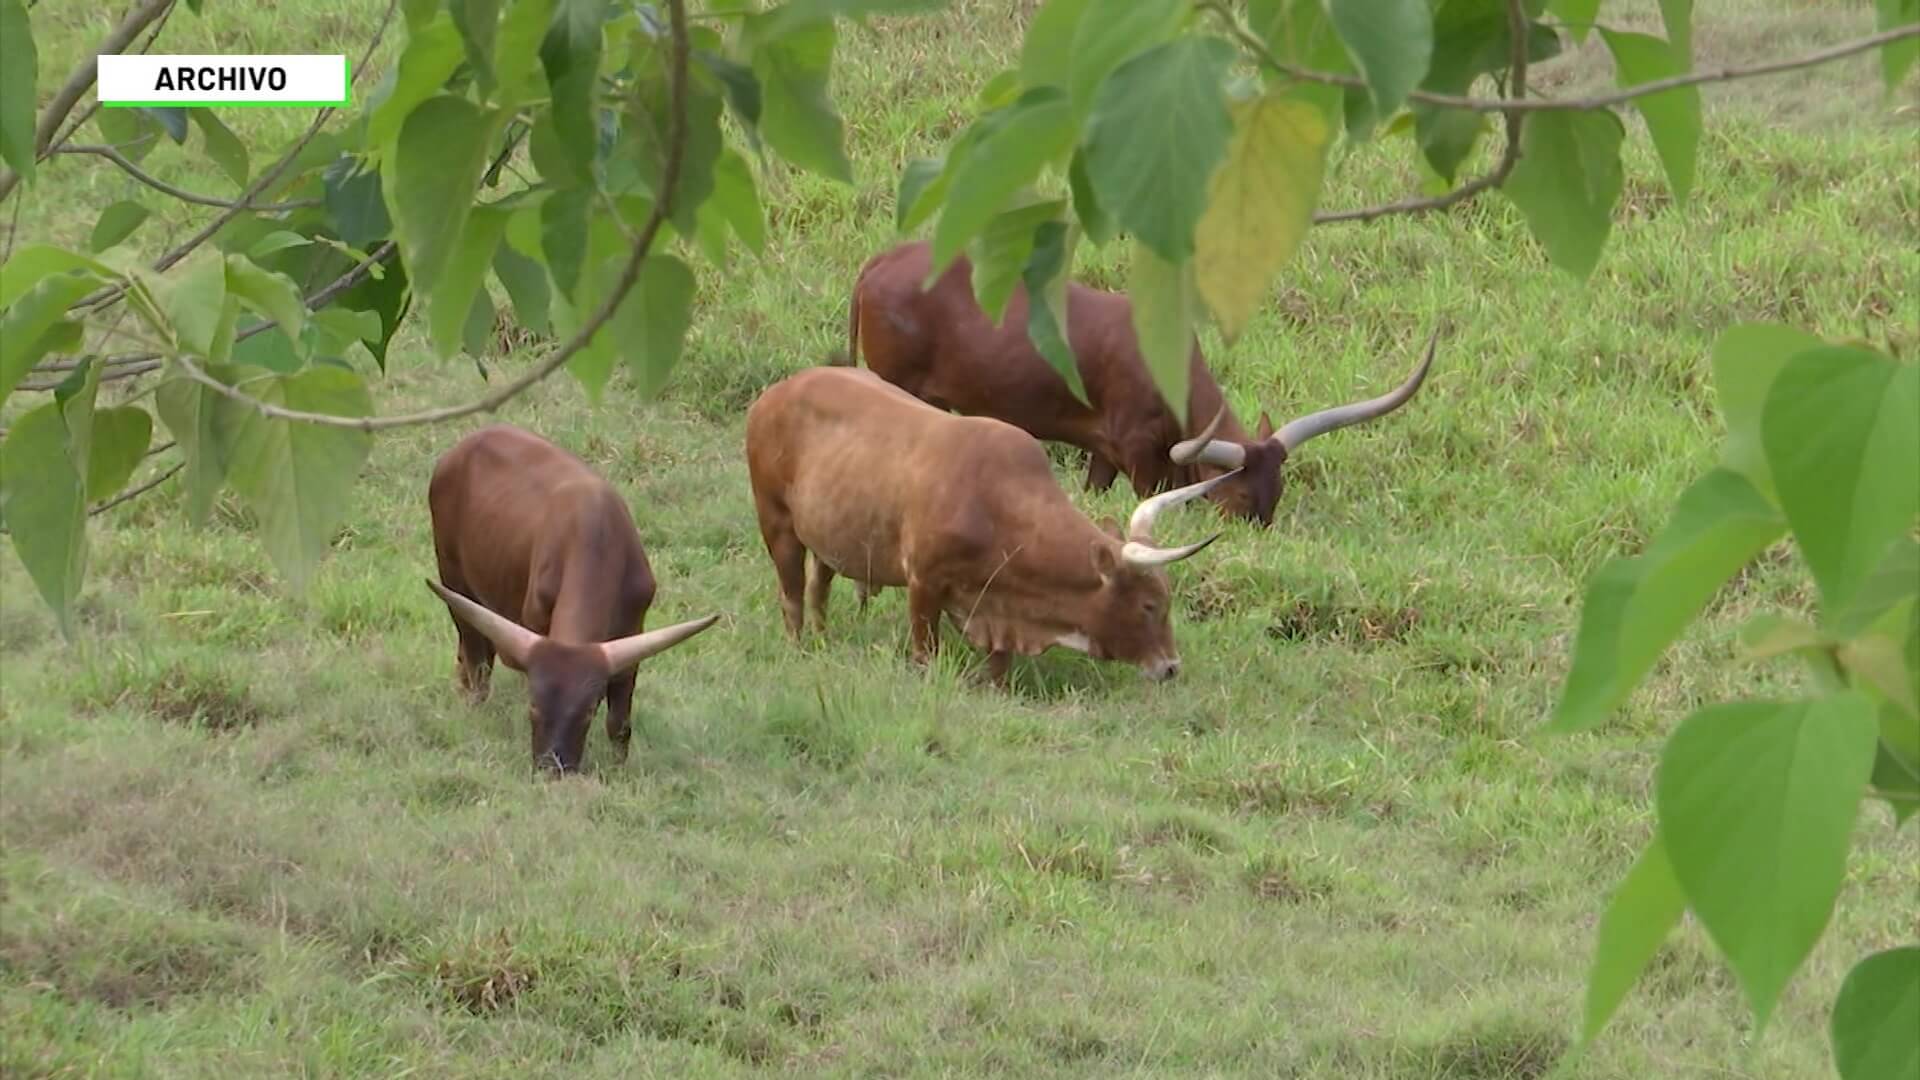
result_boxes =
[1215,8,1919,114]
[90,460,183,516]
[0,0,178,204]
[169,0,693,432]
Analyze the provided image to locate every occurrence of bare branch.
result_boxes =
[90,460,183,516]
[169,0,694,432]
[0,0,178,204]
[17,360,164,392]
[51,145,325,211]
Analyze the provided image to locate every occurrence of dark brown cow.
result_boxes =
[426,424,719,773]
[745,366,1234,684]
[847,240,1436,526]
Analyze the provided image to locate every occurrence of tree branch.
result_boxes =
[169,0,693,432]
[90,460,182,516]
[0,0,178,204]
[51,145,325,211]
[45,0,180,156]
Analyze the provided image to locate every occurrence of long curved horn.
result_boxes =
[598,613,722,674]
[1122,532,1221,568]
[426,580,541,666]
[1271,327,1439,452]
[1128,467,1243,543]
[1168,406,1246,468]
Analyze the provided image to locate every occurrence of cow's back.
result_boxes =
[430,425,625,629]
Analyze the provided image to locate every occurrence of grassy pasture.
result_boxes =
[2,0,1917,1075]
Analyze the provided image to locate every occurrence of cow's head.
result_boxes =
[425,581,720,774]
[1077,469,1240,681]
[1170,330,1438,526]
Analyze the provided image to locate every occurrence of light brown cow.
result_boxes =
[745,366,1234,684]
[847,240,1437,526]
[427,424,719,773]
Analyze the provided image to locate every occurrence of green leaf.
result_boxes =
[324,159,392,249]
[1656,694,1879,1032]
[1193,91,1330,342]
[1876,0,1920,90]
[225,255,308,348]
[1128,241,1197,420]
[1658,0,1692,62]
[1067,148,1111,246]
[929,88,1076,278]
[1834,539,1920,639]
[1022,220,1088,405]
[1329,0,1433,117]
[619,253,696,398]
[461,287,496,358]
[1833,947,1920,1080]
[1579,836,1685,1044]
[0,0,37,182]
[1549,468,1787,733]
[190,111,251,189]
[493,0,557,107]
[709,149,765,255]
[1599,29,1699,203]
[0,245,113,309]
[143,107,188,144]
[214,364,374,592]
[0,274,97,408]
[1502,109,1625,278]
[970,199,1066,324]
[429,207,509,360]
[391,95,506,296]
[749,17,852,182]
[699,49,761,140]
[896,157,946,233]
[1084,36,1237,264]
[492,243,552,336]
[1736,612,1827,664]
[1413,106,1485,182]
[1019,0,1090,91]
[154,374,229,525]
[247,231,315,261]
[540,186,592,303]
[0,403,88,635]
[89,201,152,255]
[1710,322,1821,502]
[538,0,603,181]
[1067,0,1187,123]
[1548,0,1600,42]
[451,0,503,93]
[332,256,411,372]
[85,407,152,502]
[611,63,723,234]
[309,308,385,354]
[1871,742,1920,825]
[1761,346,1920,617]
[367,14,465,154]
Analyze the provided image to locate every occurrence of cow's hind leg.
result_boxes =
[604,672,637,763]
[807,552,835,631]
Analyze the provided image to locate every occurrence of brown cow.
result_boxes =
[745,366,1235,684]
[847,240,1436,527]
[426,424,720,773]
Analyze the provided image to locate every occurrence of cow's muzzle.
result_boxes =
[1142,657,1181,682]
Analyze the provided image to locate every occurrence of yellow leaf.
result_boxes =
[1129,241,1198,420]
[1193,93,1330,342]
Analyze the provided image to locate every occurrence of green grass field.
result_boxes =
[3,0,1917,1075]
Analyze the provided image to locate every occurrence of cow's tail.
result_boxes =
[825,266,865,367]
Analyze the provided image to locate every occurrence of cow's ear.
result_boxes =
[1091,541,1121,581]
[1256,411,1275,440]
